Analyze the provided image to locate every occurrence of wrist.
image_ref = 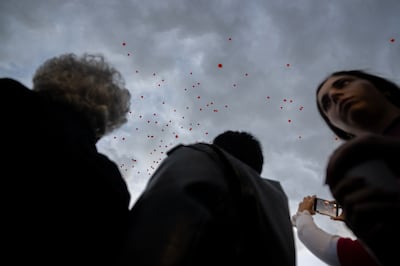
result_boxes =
[298,210,311,215]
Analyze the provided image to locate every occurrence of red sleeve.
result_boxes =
[337,238,379,266]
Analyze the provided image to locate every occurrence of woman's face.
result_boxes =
[317,75,389,135]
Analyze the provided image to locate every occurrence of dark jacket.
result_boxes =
[118,143,296,266]
[1,78,130,265]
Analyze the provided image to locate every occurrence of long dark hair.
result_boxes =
[316,70,400,140]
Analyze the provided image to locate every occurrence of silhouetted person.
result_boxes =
[118,130,295,266]
[2,53,132,265]
[316,70,400,265]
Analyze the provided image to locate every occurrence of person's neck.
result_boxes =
[353,107,400,136]
[380,108,400,134]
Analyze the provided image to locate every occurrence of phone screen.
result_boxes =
[313,198,339,217]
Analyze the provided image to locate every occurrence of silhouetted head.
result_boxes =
[213,130,264,174]
[33,53,131,141]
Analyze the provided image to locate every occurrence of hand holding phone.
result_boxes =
[313,197,341,218]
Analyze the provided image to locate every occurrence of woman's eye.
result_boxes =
[341,80,350,87]
[322,97,331,111]
[333,78,350,88]
[321,78,352,111]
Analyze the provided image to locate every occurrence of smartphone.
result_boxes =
[313,198,341,218]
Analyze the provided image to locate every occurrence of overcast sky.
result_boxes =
[1,0,399,265]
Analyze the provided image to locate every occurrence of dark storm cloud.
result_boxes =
[1,1,399,264]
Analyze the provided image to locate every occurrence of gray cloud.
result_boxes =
[1,1,399,265]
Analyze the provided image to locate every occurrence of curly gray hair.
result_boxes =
[33,53,131,140]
